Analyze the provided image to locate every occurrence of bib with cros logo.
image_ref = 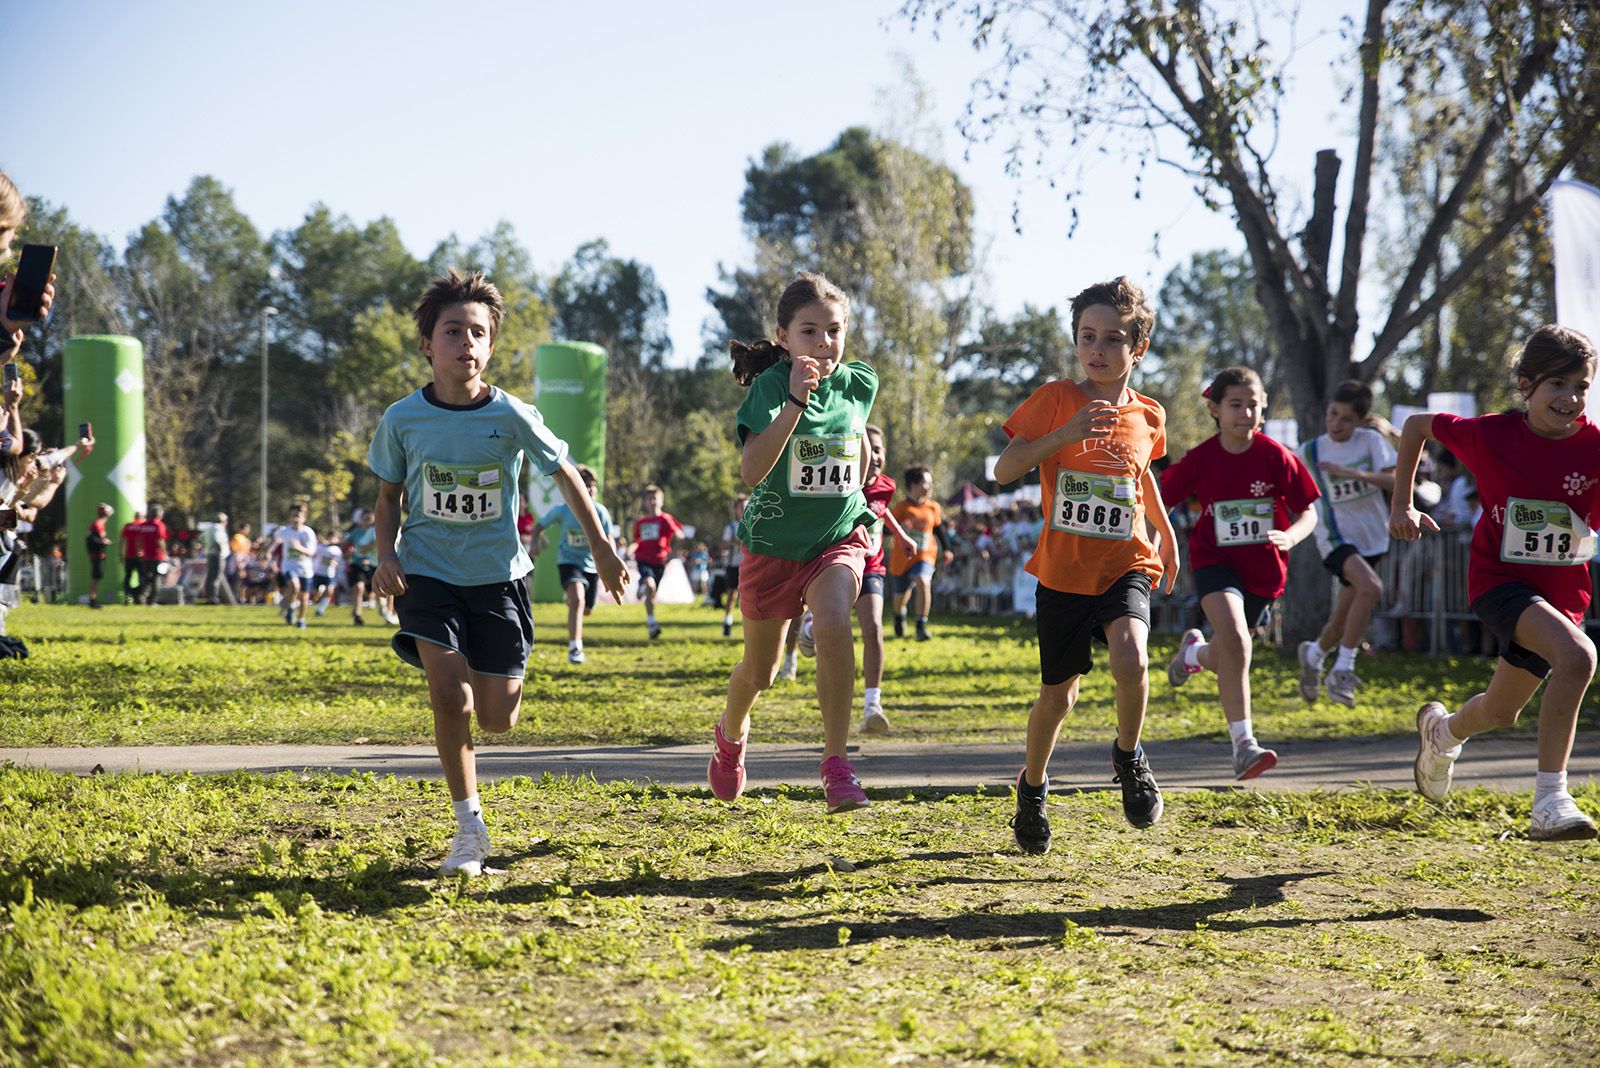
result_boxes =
[1500,497,1595,566]
[1213,497,1274,546]
[421,462,503,523]
[788,434,860,496]
[1051,469,1136,540]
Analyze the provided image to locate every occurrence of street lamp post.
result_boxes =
[259,306,278,537]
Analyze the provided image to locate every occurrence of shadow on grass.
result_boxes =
[702,870,1497,951]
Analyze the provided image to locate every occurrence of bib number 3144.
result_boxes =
[789,435,859,496]
[422,462,503,524]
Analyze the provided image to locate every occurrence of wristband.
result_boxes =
[787,391,808,410]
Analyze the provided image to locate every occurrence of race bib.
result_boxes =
[788,434,859,496]
[1051,469,1136,540]
[1500,498,1595,566]
[421,461,503,524]
[1213,498,1274,546]
[564,527,590,550]
[1326,463,1377,505]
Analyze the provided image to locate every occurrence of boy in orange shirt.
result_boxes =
[994,276,1179,852]
[888,466,952,640]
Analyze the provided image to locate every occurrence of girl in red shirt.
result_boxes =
[1390,325,1600,841]
[1160,367,1320,780]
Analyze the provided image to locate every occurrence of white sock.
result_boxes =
[864,687,881,709]
[723,612,733,625]
[1228,719,1254,749]
[1185,642,1207,669]
[647,612,656,625]
[1307,642,1329,669]
[1334,645,1358,672]
[1434,714,1466,751]
[783,650,797,670]
[1534,770,1568,806]
[569,639,581,651]
[452,796,484,827]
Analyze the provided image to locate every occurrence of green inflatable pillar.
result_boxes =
[63,336,146,603]
[528,342,608,603]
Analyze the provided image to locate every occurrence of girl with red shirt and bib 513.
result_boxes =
[707,273,880,815]
[997,276,1180,853]
[1390,325,1600,841]
[1160,366,1321,781]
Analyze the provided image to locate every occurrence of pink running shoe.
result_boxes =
[820,755,869,814]
[707,721,747,801]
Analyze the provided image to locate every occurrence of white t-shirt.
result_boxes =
[274,524,318,579]
[314,542,343,579]
[1303,427,1397,558]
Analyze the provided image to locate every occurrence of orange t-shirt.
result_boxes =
[1002,379,1167,595]
[888,497,944,576]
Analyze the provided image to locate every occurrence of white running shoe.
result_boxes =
[315,602,327,617]
[777,653,798,682]
[440,823,491,877]
[568,646,585,664]
[1529,793,1599,841]
[1297,641,1324,702]
[1413,702,1461,802]
[797,612,816,658]
[861,702,891,736]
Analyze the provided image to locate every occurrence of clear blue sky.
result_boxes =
[11,1,1361,363]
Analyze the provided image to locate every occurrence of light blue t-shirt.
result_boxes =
[367,386,569,586]
[539,500,615,571]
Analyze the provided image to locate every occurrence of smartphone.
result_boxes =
[6,244,58,323]
[79,422,92,441]
[2,363,17,385]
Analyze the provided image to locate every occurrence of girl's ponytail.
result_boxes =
[730,338,787,388]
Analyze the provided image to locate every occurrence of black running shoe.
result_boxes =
[1010,770,1052,854]
[893,612,905,639]
[1112,746,1164,829]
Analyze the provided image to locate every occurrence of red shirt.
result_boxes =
[1161,433,1321,599]
[862,473,896,574]
[1433,412,1600,623]
[138,518,169,561]
[88,518,109,560]
[632,512,683,567]
[120,521,145,561]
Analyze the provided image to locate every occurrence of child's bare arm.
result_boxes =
[1388,413,1442,540]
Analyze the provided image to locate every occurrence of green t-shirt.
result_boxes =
[736,359,878,561]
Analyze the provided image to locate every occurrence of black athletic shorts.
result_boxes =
[1035,571,1153,685]
[1322,544,1387,587]
[1193,564,1274,631]
[637,562,665,585]
[347,560,377,586]
[858,571,885,599]
[311,574,332,592]
[558,563,599,611]
[391,573,535,678]
[723,564,741,590]
[90,556,105,581]
[1471,581,1552,678]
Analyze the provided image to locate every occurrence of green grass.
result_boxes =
[0,602,1553,747]
[2,769,1596,1066]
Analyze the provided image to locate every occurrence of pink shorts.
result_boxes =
[739,525,871,620]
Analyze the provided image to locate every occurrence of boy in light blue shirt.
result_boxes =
[530,463,616,664]
[369,269,628,877]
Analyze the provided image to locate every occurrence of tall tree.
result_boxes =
[899,0,1600,433]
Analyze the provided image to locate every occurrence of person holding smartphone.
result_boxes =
[0,170,56,365]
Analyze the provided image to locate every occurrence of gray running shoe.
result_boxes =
[1167,629,1203,687]
[1297,640,1324,702]
[860,703,891,736]
[1324,668,1360,708]
[1232,740,1278,780]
